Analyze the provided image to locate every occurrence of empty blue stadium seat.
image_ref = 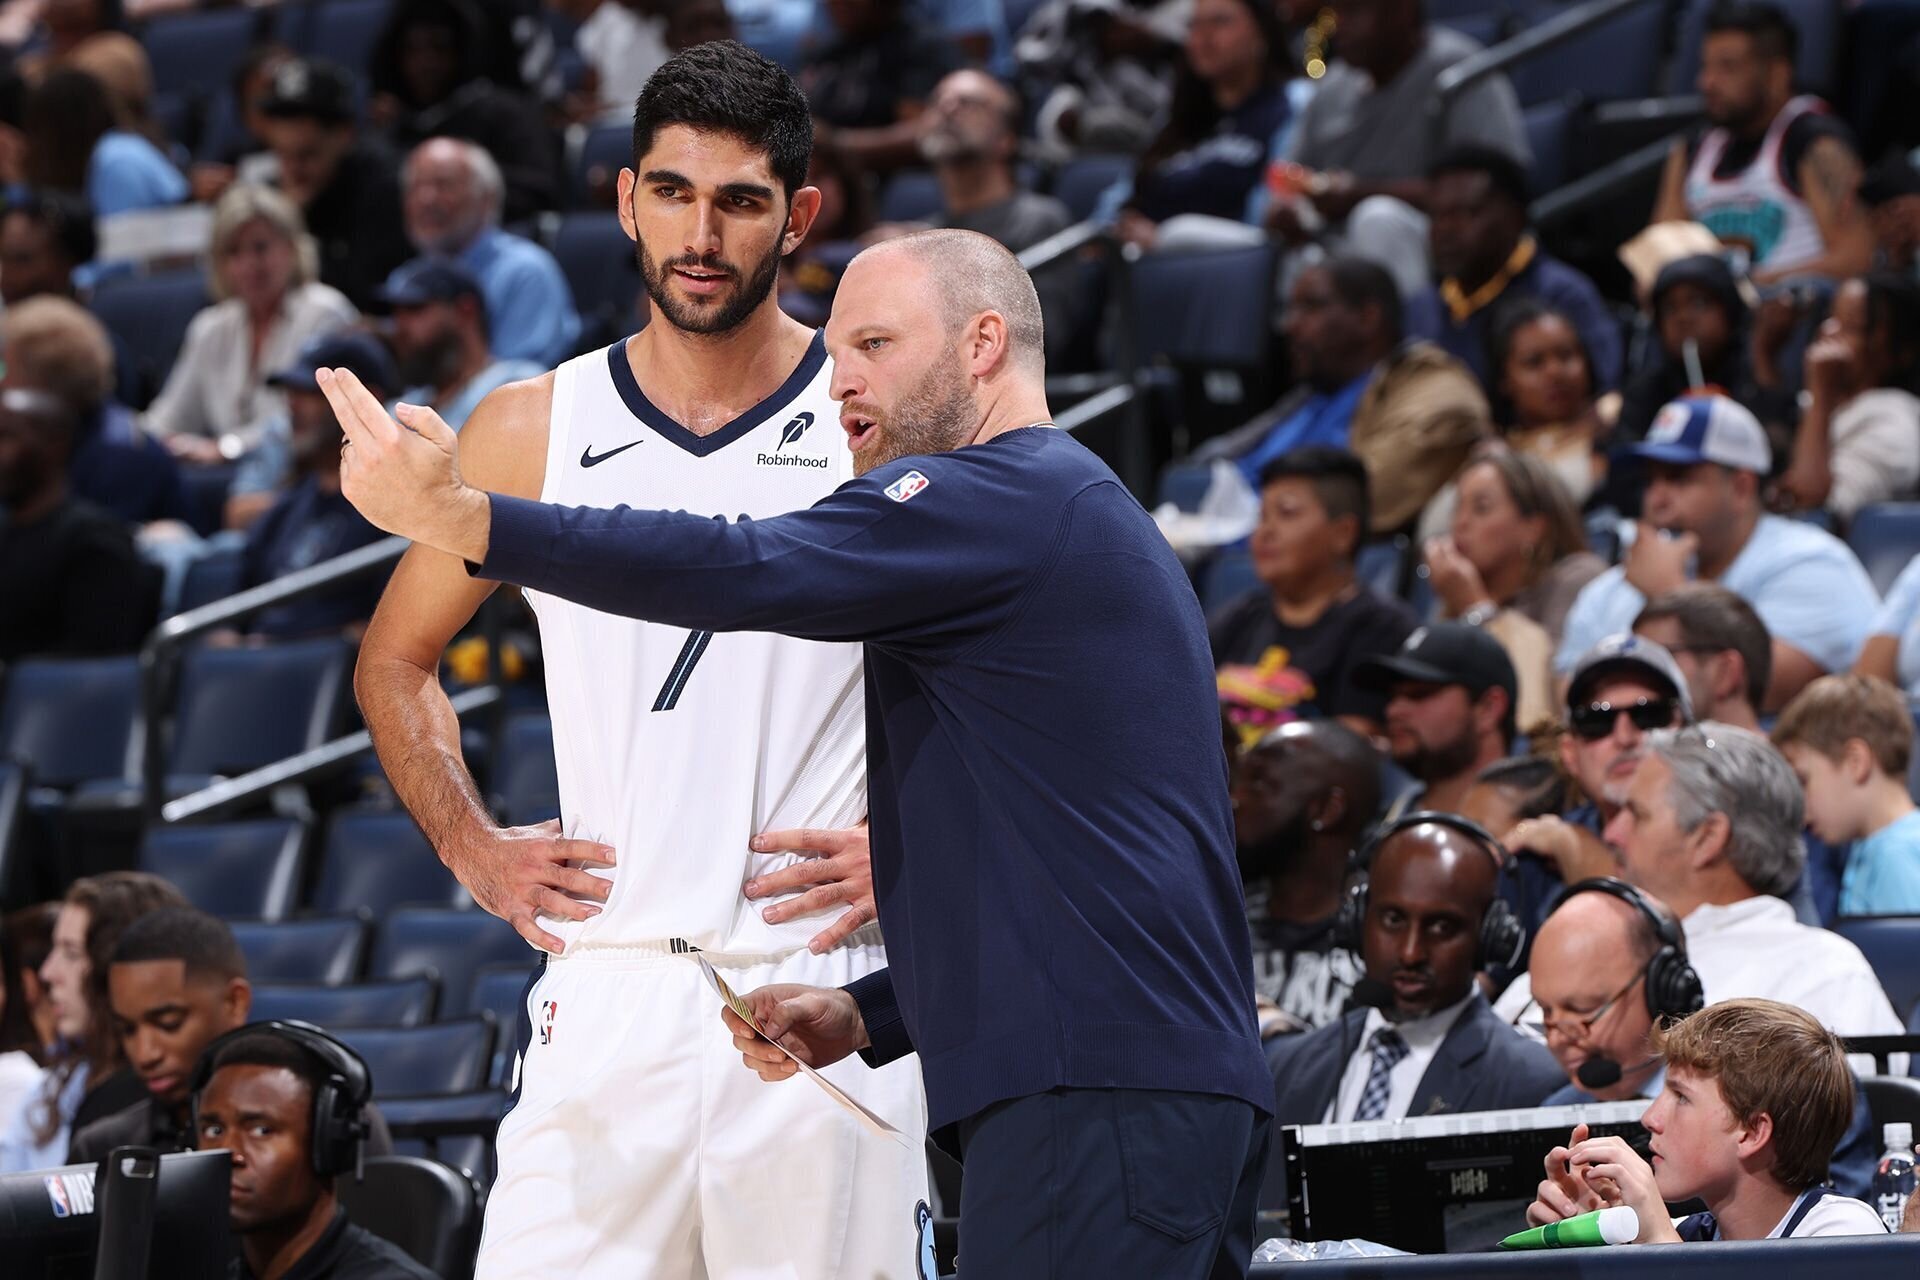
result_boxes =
[1199,547,1260,614]
[468,964,538,1087]
[140,818,309,921]
[168,639,353,783]
[178,543,247,614]
[548,212,642,346]
[251,977,437,1028]
[141,8,262,101]
[311,810,467,916]
[571,122,630,206]
[371,909,532,1017]
[1508,0,1668,106]
[1522,97,1573,194]
[0,657,140,789]
[1438,11,1505,48]
[1832,916,1920,1022]
[489,713,558,826]
[1155,459,1215,513]
[338,1018,497,1097]
[877,170,945,223]
[231,915,368,986]
[1052,154,1132,223]
[1131,244,1279,369]
[275,0,395,79]
[1847,503,1920,596]
[87,269,210,410]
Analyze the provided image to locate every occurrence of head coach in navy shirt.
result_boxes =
[321,228,1274,1279]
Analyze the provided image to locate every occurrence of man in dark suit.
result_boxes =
[1268,816,1563,1125]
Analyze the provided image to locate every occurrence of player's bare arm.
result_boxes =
[353,372,615,954]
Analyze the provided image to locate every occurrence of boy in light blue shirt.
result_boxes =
[1773,673,1920,916]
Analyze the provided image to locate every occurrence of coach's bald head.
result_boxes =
[825,229,1052,475]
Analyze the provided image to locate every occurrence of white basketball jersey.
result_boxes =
[1684,95,1828,275]
[525,335,866,955]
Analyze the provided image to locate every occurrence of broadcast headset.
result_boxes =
[189,1019,373,1179]
[1332,810,1527,973]
[1543,876,1705,1022]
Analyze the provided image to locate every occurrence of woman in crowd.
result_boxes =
[1486,298,1608,509]
[20,64,184,217]
[0,905,57,1129]
[1424,448,1604,730]
[1114,0,1290,251]
[143,183,357,463]
[1774,272,1920,519]
[0,874,183,1172]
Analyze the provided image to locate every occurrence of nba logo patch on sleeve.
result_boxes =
[884,470,930,503]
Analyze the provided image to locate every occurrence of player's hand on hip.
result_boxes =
[446,818,616,954]
[744,826,876,955]
[319,367,486,557]
[723,983,869,1082]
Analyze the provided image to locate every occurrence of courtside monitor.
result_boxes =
[0,1148,232,1278]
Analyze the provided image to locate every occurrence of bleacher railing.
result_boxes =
[138,537,505,822]
[1434,0,1657,104]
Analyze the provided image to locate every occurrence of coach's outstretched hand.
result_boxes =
[319,366,493,562]
[745,825,877,955]
[450,818,617,954]
[723,983,869,1082]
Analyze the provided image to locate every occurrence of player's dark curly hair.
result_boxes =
[631,40,813,201]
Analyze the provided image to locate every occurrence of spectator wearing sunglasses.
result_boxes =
[1497,635,1692,973]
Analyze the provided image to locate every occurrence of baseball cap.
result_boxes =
[268,330,399,396]
[1859,154,1920,208]
[257,58,356,125]
[1626,394,1771,475]
[378,257,484,309]
[1353,623,1518,705]
[1565,632,1694,724]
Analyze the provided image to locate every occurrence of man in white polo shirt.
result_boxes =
[1601,722,1903,1064]
[1555,394,1878,711]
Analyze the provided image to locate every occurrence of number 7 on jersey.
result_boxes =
[652,630,714,712]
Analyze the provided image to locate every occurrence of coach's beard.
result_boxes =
[847,358,977,477]
[638,239,782,335]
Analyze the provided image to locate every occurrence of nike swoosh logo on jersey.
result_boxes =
[580,439,643,467]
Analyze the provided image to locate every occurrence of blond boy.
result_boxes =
[1774,674,1920,916]
[1526,999,1887,1241]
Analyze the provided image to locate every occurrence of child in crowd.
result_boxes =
[1525,999,1887,1242]
[1773,673,1920,915]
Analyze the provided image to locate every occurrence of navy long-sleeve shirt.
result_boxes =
[476,426,1272,1132]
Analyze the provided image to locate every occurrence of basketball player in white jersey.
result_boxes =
[352,42,929,1277]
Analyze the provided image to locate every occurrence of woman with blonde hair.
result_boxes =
[143,182,356,462]
[1424,447,1606,731]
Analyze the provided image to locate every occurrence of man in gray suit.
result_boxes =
[1267,815,1563,1125]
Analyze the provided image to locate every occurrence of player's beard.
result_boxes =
[637,236,782,336]
[847,355,977,477]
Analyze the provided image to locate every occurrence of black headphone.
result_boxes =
[1544,877,1705,1022]
[189,1019,372,1179]
[1333,810,1527,973]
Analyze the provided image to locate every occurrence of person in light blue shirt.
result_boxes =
[399,138,581,367]
[1556,394,1879,710]
[382,258,543,433]
[23,68,187,219]
[1857,553,1920,695]
[1773,672,1920,917]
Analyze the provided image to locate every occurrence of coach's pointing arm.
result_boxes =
[322,370,1021,646]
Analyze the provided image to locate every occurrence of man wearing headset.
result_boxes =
[194,1022,435,1280]
[1266,814,1563,1125]
[1526,877,1881,1197]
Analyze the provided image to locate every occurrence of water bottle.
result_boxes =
[1874,1121,1917,1231]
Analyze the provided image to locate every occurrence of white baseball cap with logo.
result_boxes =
[1628,393,1772,475]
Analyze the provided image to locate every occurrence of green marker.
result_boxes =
[1499,1206,1640,1250]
